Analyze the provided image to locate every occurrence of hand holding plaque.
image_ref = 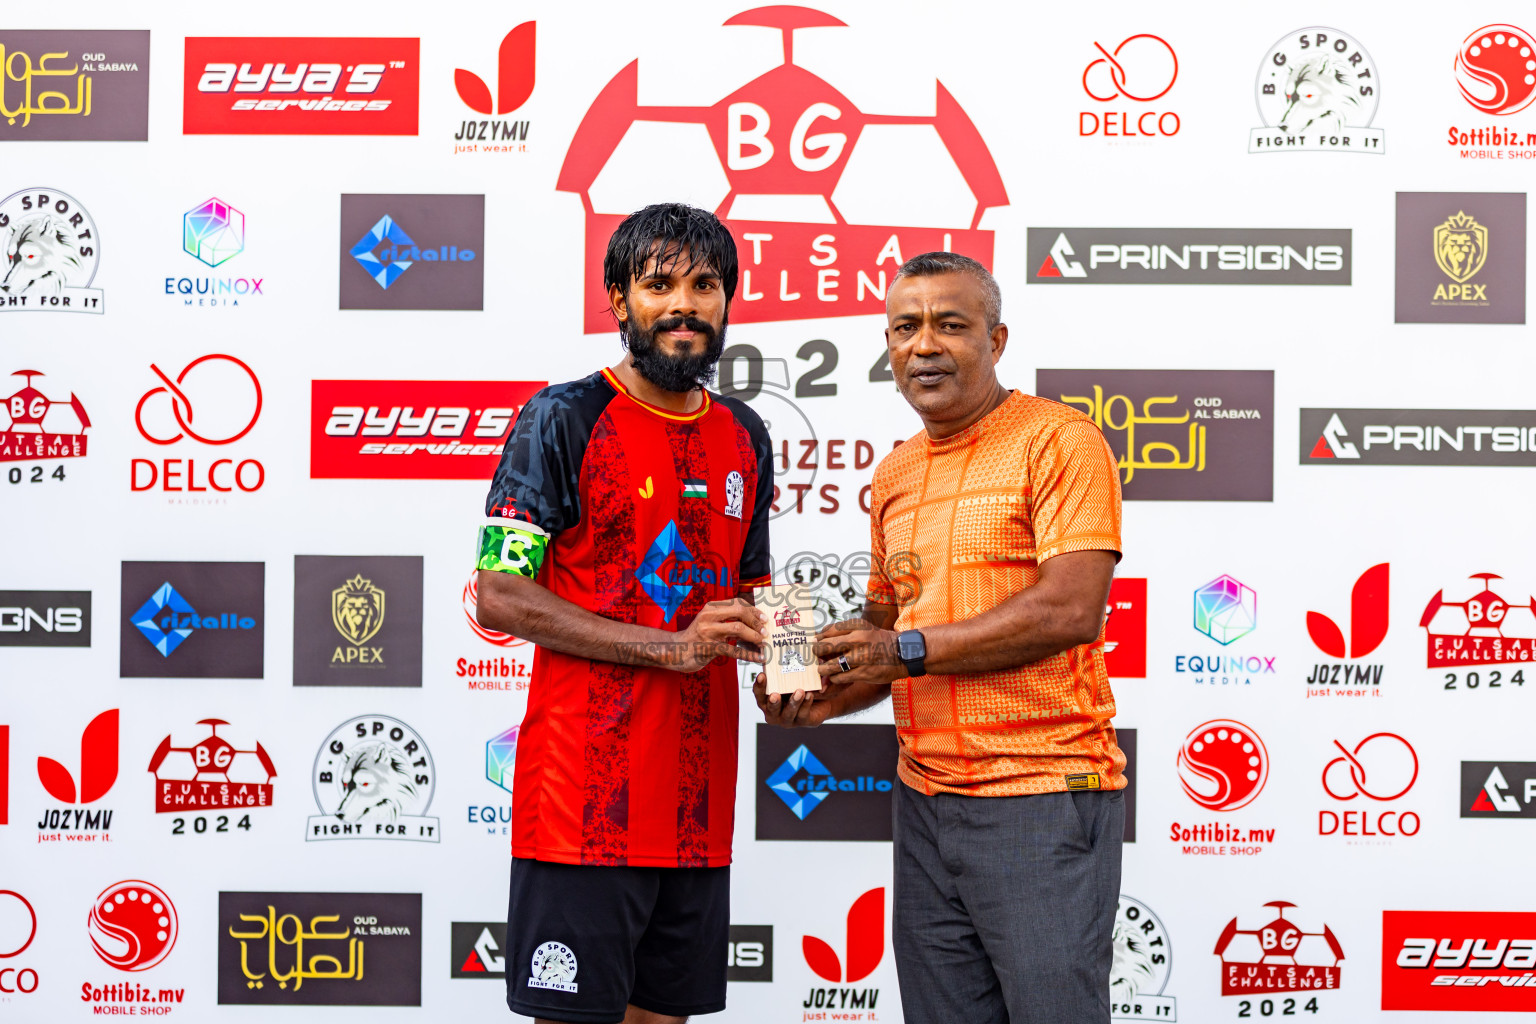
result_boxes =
[759,585,824,696]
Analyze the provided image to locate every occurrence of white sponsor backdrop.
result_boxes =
[3,1,1535,1021]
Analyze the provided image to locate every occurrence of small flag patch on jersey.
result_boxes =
[681,479,708,498]
[1065,773,1101,791]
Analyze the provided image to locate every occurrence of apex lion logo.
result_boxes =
[331,574,386,646]
[1279,56,1362,134]
[1433,210,1488,284]
[334,742,420,822]
[2,215,84,295]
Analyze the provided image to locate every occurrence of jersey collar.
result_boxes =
[601,367,712,423]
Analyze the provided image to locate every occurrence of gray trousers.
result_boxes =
[892,781,1124,1024]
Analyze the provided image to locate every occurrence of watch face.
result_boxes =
[898,632,924,659]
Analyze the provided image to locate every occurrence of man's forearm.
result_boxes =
[476,571,685,669]
[922,585,1102,676]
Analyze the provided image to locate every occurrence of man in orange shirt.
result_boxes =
[755,252,1125,1023]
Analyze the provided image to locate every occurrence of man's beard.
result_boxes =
[625,315,728,392]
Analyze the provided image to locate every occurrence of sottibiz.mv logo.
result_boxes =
[803,888,883,1012]
[1449,25,1536,155]
[559,6,1006,330]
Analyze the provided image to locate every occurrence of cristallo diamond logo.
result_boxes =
[1195,575,1257,645]
[339,195,483,310]
[131,584,198,657]
[635,521,695,623]
[184,198,244,267]
[350,215,414,289]
[767,744,834,819]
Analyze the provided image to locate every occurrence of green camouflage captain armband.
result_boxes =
[476,519,549,578]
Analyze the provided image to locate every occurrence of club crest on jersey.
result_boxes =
[724,470,744,519]
[681,478,707,499]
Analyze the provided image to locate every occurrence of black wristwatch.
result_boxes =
[896,630,927,678]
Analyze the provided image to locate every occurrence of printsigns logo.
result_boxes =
[1383,910,1536,1012]
[728,925,774,983]
[307,716,438,842]
[453,24,533,154]
[1028,229,1350,284]
[339,195,483,310]
[1038,369,1274,501]
[1301,408,1536,466]
[1214,902,1343,995]
[0,30,150,141]
[294,556,423,687]
[1079,35,1180,140]
[0,189,103,313]
[2,369,90,465]
[218,892,422,1005]
[1422,573,1536,668]
[0,590,91,647]
[89,881,177,972]
[450,922,506,978]
[1177,720,1267,812]
[1395,192,1525,324]
[183,37,419,135]
[559,7,1007,330]
[1111,896,1176,1021]
[1249,28,1383,153]
[1461,762,1536,817]
[757,724,897,841]
[147,719,275,817]
[120,562,265,679]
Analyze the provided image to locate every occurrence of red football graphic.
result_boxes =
[88,881,178,972]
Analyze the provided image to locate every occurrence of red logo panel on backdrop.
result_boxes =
[310,380,544,480]
[1383,910,1536,1011]
[183,37,420,135]
[558,7,1008,330]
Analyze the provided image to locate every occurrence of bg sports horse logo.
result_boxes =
[558,6,1007,330]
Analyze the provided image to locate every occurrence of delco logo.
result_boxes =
[310,380,544,480]
[183,37,420,135]
[558,6,1007,330]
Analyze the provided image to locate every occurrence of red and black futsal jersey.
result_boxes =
[476,367,773,868]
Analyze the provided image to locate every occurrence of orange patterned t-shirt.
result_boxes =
[866,389,1126,797]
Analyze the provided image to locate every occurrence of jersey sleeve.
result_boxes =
[865,467,898,608]
[1031,418,1123,564]
[728,398,774,589]
[476,391,584,579]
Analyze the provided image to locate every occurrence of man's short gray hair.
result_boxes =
[892,251,1002,330]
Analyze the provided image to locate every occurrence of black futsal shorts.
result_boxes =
[504,856,730,1023]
